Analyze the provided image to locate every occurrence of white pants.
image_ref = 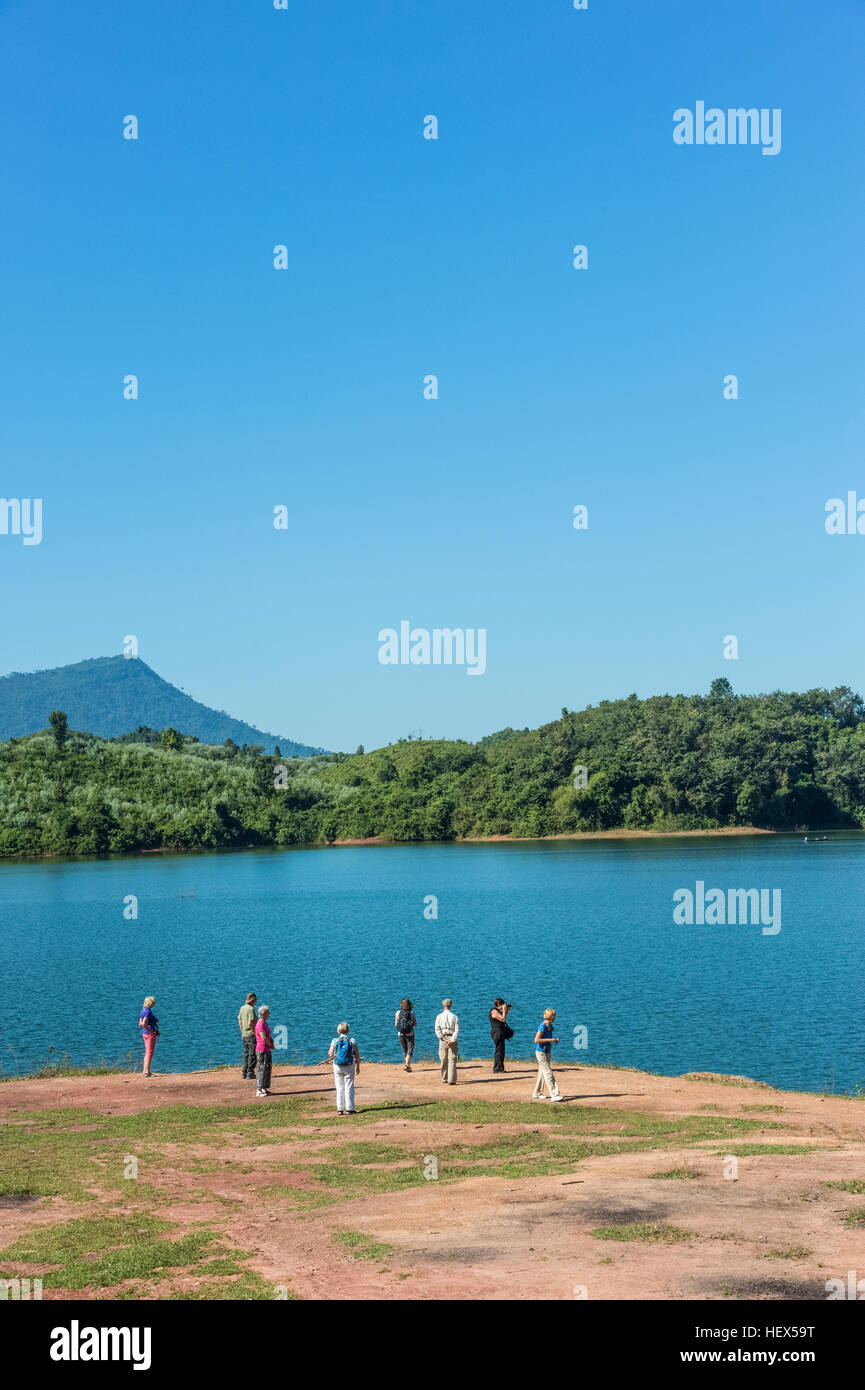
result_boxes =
[333,1062,356,1112]
[533,1050,560,1098]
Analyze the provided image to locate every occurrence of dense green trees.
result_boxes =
[2,682,865,858]
[49,710,68,752]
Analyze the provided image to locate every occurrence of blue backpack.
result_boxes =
[333,1035,353,1065]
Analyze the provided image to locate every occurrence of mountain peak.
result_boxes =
[0,656,326,755]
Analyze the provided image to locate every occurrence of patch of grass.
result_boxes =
[0,1098,319,1201]
[166,1271,293,1301]
[3,1107,109,1129]
[308,1163,427,1194]
[822,1179,865,1195]
[740,1104,784,1113]
[648,1166,702,1180]
[713,1144,824,1157]
[313,1141,411,1165]
[761,1246,812,1260]
[369,1098,778,1143]
[591,1223,695,1244]
[682,1074,773,1090]
[843,1208,865,1229]
[196,1256,250,1276]
[259,1185,336,1209]
[446,1138,656,1180]
[293,1131,662,1192]
[332,1230,393,1262]
[0,1215,227,1290]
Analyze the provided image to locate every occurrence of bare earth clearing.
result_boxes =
[1,1060,862,1301]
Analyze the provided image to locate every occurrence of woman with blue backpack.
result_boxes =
[394,997,417,1071]
[328,1022,360,1114]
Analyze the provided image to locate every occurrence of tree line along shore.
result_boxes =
[2,680,865,858]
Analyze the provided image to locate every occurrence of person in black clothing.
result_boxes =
[394,997,417,1071]
[489,998,513,1074]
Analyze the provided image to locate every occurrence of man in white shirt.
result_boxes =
[435,998,459,1085]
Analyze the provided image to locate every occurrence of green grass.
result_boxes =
[0,1098,320,1200]
[591,1223,695,1244]
[366,1097,780,1142]
[843,1207,865,1228]
[648,1166,702,1180]
[307,1163,427,1194]
[711,1144,824,1157]
[761,1245,812,1260]
[0,1215,224,1290]
[332,1230,393,1261]
[299,1132,662,1191]
[740,1104,785,1113]
[166,1273,293,1300]
[259,1184,337,1209]
[822,1179,865,1195]
[313,1141,413,1165]
[682,1074,773,1090]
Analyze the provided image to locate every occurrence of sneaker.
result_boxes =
[531,1095,547,1101]
[346,1110,357,1114]
[337,1110,344,1115]
[255,1090,265,1097]
[550,1094,564,1102]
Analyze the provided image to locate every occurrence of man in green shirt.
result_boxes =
[238,993,258,1079]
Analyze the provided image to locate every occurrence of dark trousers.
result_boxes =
[256,1050,272,1091]
[242,1034,257,1077]
[492,1033,506,1072]
[398,1030,414,1062]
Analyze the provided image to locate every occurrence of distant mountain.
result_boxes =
[0,656,326,755]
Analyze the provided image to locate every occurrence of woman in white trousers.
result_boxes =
[328,1021,360,1114]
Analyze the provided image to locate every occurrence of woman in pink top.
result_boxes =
[255,1004,274,1097]
[139,996,159,1077]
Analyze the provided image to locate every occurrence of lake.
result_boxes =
[1,834,863,1093]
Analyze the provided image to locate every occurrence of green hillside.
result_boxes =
[2,679,865,857]
[0,656,325,756]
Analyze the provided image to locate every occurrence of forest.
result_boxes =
[2,679,865,858]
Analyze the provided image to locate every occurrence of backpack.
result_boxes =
[333,1035,353,1065]
[396,1009,414,1034]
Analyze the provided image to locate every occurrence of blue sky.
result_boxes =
[1,0,863,751]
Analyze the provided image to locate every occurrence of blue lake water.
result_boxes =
[0,835,863,1093]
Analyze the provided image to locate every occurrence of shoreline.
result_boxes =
[3,1055,859,1100]
[4,823,799,864]
[325,827,780,846]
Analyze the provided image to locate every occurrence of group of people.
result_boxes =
[139,993,566,1111]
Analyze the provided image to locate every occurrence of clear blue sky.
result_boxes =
[1,0,863,751]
